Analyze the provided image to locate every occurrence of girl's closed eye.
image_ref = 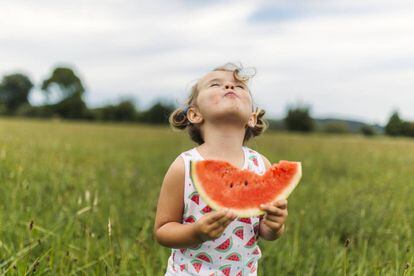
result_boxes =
[210,83,220,87]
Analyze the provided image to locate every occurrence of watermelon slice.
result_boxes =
[215,237,232,252]
[195,252,213,263]
[225,252,241,261]
[190,159,302,217]
[233,226,244,240]
[219,264,232,276]
[191,260,202,273]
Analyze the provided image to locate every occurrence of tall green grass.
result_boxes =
[0,117,413,275]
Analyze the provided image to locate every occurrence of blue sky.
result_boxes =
[1,0,414,125]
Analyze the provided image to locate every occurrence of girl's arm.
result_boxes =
[153,156,201,248]
[153,156,236,248]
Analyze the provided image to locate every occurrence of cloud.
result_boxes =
[1,0,414,125]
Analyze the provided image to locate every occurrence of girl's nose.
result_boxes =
[225,84,234,90]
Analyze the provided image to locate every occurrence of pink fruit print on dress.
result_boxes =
[238,217,251,224]
[184,215,196,223]
[233,226,244,240]
[215,237,233,252]
[179,248,187,254]
[201,204,212,214]
[252,246,261,255]
[219,264,232,276]
[249,155,259,167]
[189,191,200,205]
[246,258,256,271]
[191,260,202,273]
[225,252,241,261]
[180,264,186,271]
[195,252,213,263]
[245,236,256,248]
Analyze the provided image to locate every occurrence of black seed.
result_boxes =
[230,183,233,188]
[244,180,248,186]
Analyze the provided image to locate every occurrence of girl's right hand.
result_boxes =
[193,208,237,242]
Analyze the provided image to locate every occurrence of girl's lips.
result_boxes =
[224,91,238,98]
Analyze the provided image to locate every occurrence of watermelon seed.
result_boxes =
[230,183,233,188]
[244,181,248,186]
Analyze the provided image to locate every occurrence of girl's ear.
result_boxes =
[247,110,258,128]
[187,107,204,124]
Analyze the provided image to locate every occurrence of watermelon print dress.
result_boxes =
[165,146,267,276]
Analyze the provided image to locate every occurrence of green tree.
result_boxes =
[41,67,88,119]
[284,104,315,132]
[0,73,33,114]
[385,111,405,136]
[92,100,137,121]
[138,101,175,124]
[360,125,376,136]
[41,67,85,103]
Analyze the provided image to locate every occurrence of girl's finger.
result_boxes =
[206,209,227,223]
[260,204,283,215]
[264,214,285,223]
[210,213,234,229]
[264,219,282,231]
[273,199,288,209]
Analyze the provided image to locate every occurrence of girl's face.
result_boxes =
[192,70,256,126]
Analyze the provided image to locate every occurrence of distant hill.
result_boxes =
[267,118,384,134]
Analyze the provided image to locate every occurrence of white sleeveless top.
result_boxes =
[165,146,267,276]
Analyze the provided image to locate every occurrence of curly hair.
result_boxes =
[169,62,269,145]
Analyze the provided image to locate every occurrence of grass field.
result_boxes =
[0,117,413,275]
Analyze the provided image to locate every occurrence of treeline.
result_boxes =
[0,67,175,123]
[271,104,379,136]
[1,66,413,138]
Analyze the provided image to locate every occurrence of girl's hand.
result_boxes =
[259,199,288,237]
[193,208,237,242]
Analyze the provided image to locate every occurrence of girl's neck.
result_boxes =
[197,121,246,163]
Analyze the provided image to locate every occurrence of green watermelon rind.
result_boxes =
[195,252,213,263]
[190,160,302,218]
[232,226,243,238]
[225,252,241,261]
[215,237,232,252]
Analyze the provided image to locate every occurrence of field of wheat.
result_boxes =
[0,117,413,275]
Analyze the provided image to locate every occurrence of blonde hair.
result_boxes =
[169,62,269,145]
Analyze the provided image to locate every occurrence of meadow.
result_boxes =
[0,117,413,275]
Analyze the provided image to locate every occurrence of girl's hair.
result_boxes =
[169,62,269,145]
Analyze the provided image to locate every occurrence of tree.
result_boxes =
[284,104,315,132]
[41,67,88,119]
[360,125,376,136]
[385,111,405,136]
[92,100,137,121]
[41,67,85,103]
[0,73,33,114]
[138,101,175,124]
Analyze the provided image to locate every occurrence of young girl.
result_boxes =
[154,62,288,275]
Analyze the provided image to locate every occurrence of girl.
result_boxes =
[154,62,288,275]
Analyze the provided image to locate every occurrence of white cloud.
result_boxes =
[1,0,414,125]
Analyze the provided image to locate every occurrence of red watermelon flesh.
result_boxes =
[190,159,302,217]
[215,237,232,252]
[226,252,241,261]
[195,252,212,263]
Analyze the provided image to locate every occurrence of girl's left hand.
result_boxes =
[259,199,288,234]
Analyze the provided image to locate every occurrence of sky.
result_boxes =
[1,0,414,125]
